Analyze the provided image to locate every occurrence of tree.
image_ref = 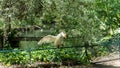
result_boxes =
[95,0,120,35]
[40,0,103,62]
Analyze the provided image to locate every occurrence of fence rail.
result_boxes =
[0,45,99,53]
[9,36,82,41]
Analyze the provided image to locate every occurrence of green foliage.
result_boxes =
[0,39,113,66]
[95,0,120,35]
[0,0,120,66]
[0,50,29,66]
[0,48,87,65]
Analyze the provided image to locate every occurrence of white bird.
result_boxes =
[38,32,66,48]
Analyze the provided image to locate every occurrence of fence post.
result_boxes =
[28,49,32,64]
[84,42,90,63]
[118,39,120,59]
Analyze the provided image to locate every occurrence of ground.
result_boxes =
[91,52,120,68]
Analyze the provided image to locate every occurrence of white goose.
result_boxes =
[38,32,66,48]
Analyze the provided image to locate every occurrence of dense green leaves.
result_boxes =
[0,0,120,66]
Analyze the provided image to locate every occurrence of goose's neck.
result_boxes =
[56,33,62,38]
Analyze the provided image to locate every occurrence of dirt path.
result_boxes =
[92,52,120,68]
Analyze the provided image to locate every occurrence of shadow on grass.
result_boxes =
[89,63,120,68]
[36,61,120,68]
[3,62,120,68]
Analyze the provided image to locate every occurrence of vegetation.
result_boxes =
[0,0,120,66]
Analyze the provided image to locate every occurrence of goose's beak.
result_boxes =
[64,34,67,38]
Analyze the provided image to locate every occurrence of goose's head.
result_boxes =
[60,32,66,38]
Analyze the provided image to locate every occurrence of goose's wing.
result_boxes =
[38,35,56,45]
